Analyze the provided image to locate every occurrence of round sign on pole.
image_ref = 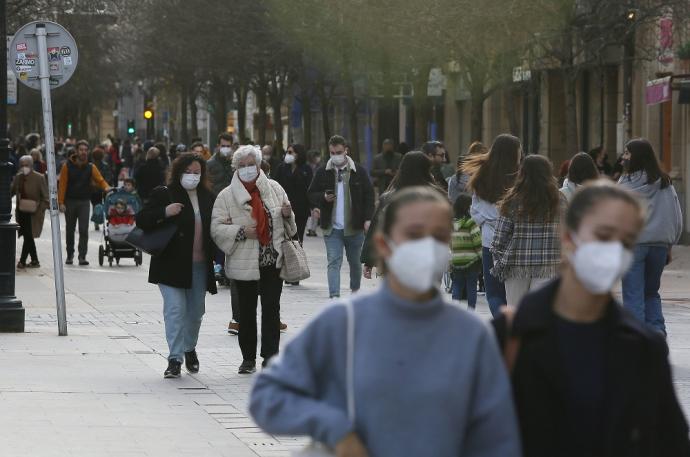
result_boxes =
[9,21,79,90]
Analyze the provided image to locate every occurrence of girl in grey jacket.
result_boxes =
[618,138,683,335]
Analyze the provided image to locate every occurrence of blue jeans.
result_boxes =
[159,262,207,362]
[452,268,479,308]
[324,229,364,298]
[482,247,507,317]
[622,245,669,335]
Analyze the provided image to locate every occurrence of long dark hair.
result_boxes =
[463,134,521,203]
[380,186,452,236]
[168,152,210,191]
[624,138,671,189]
[387,151,441,192]
[498,154,560,222]
[568,152,599,185]
[289,143,307,166]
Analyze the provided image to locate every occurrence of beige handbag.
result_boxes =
[18,199,38,214]
[280,238,310,282]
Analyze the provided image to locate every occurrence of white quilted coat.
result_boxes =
[211,170,297,281]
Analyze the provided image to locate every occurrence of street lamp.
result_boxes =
[0,0,25,332]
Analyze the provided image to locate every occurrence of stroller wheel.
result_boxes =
[108,257,113,267]
[98,246,104,267]
[134,251,142,266]
[116,257,120,266]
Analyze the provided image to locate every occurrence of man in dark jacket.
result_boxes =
[422,141,449,191]
[370,138,402,194]
[207,133,234,195]
[308,135,375,298]
[134,147,166,202]
[206,133,242,333]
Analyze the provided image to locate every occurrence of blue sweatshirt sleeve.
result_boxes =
[249,305,353,448]
[462,327,522,457]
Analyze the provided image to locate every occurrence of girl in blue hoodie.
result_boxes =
[250,186,521,457]
[618,138,683,335]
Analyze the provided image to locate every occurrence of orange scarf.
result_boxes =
[242,180,271,246]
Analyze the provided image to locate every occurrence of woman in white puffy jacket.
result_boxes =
[211,145,297,374]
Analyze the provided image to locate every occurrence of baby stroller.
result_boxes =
[98,189,143,266]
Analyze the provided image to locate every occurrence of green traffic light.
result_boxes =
[127,127,135,134]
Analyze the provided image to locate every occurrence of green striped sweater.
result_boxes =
[451,217,482,269]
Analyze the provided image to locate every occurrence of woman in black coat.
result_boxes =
[493,182,690,457]
[136,152,217,379]
[274,143,313,245]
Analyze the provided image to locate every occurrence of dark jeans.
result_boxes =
[295,213,308,245]
[452,267,479,308]
[622,244,669,335]
[17,210,37,264]
[482,247,506,317]
[65,198,90,259]
[235,266,283,361]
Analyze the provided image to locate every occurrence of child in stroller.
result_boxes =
[99,184,143,266]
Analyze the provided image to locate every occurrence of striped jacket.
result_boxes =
[451,217,482,270]
[490,200,565,281]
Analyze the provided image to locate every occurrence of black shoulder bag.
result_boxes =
[125,187,178,256]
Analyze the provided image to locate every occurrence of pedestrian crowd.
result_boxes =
[8,129,688,456]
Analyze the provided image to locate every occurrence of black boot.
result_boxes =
[184,350,199,373]
[164,359,182,379]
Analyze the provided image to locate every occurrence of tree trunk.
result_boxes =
[412,65,432,147]
[212,76,228,137]
[469,85,485,143]
[180,83,189,145]
[188,84,199,140]
[318,80,333,149]
[345,78,360,163]
[302,90,312,149]
[379,55,397,145]
[506,89,520,137]
[256,80,268,147]
[235,84,248,144]
[271,94,284,155]
[268,72,286,155]
[563,69,579,155]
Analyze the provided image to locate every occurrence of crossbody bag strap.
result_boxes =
[343,298,356,422]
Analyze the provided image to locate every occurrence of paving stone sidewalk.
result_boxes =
[3,217,690,456]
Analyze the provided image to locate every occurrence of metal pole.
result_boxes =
[35,23,67,336]
[0,0,25,333]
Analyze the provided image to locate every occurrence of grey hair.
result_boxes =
[19,155,34,165]
[232,145,262,170]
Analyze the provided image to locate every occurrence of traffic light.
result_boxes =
[143,99,154,139]
[127,120,135,136]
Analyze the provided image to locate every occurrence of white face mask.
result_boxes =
[180,173,201,190]
[385,237,451,293]
[21,166,31,176]
[238,165,259,182]
[284,154,296,164]
[331,154,347,167]
[570,237,634,294]
[220,146,232,157]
